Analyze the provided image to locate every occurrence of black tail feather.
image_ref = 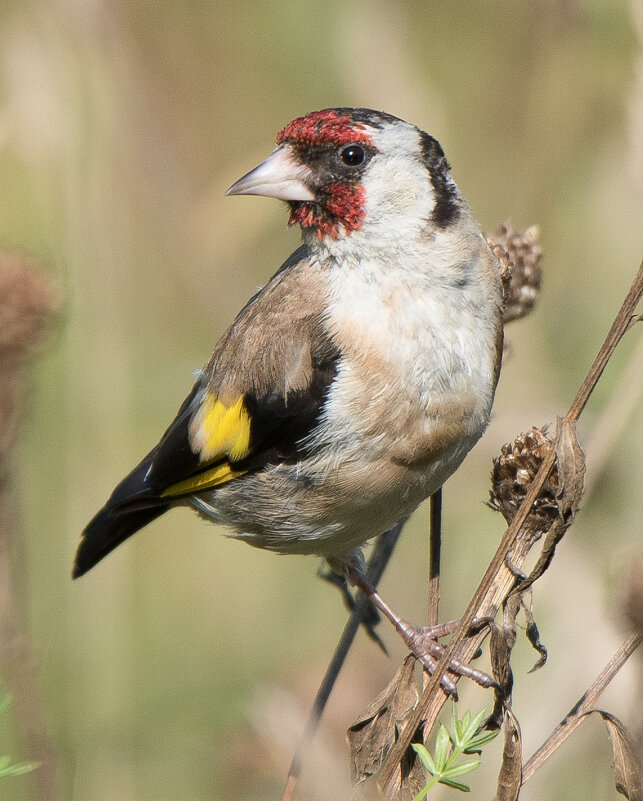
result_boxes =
[73,454,169,579]
[73,503,169,578]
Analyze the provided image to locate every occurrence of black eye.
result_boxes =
[339,144,365,166]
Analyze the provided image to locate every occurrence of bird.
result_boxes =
[73,108,504,685]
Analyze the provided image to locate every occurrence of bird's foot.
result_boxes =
[318,565,387,653]
[342,560,498,697]
[394,617,498,697]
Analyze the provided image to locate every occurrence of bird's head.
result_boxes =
[226,108,464,245]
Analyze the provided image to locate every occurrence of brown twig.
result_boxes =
[520,633,643,786]
[379,259,643,794]
[583,335,643,496]
[566,261,643,421]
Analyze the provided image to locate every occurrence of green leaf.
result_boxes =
[465,729,500,752]
[440,777,472,792]
[411,743,436,774]
[0,761,38,779]
[462,708,487,741]
[434,724,451,771]
[441,760,482,779]
[0,694,39,781]
[452,704,464,742]
[413,707,498,799]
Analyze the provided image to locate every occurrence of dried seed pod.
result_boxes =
[489,426,559,535]
[488,221,542,324]
[488,240,514,305]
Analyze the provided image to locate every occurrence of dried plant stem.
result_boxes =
[379,443,557,793]
[281,524,404,801]
[520,633,642,785]
[428,489,442,629]
[583,335,643,495]
[379,259,643,794]
[566,260,643,421]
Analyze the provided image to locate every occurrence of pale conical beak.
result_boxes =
[226,144,316,202]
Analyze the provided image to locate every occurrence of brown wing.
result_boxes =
[154,245,340,496]
[74,245,340,577]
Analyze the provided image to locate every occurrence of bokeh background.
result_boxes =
[0,0,642,799]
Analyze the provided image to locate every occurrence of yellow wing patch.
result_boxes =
[161,462,246,498]
[192,394,252,462]
[160,394,252,499]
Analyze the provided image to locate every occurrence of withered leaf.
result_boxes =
[495,708,522,801]
[347,655,420,786]
[522,597,547,672]
[554,416,586,521]
[490,617,515,697]
[580,710,643,801]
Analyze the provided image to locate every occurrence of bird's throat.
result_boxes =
[289,182,366,240]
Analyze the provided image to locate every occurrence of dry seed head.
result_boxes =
[488,221,542,324]
[489,426,559,533]
[0,253,58,357]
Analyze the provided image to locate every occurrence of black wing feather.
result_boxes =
[74,246,339,577]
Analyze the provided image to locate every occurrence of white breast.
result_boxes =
[317,242,499,456]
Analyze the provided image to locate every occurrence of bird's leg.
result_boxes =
[347,566,498,695]
[317,565,387,653]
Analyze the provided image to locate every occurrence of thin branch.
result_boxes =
[583,335,643,496]
[379,442,557,793]
[521,633,643,784]
[379,259,643,794]
[281,523,404,801]
[566,261,643,422]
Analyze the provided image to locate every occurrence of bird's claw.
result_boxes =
[397,619,500,696]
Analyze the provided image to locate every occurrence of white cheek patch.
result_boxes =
[361,154,435,239]
[364,121,440,225]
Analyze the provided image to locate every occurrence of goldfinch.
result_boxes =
[74,110,504,673]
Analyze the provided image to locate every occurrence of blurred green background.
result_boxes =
[1,0,642,799]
